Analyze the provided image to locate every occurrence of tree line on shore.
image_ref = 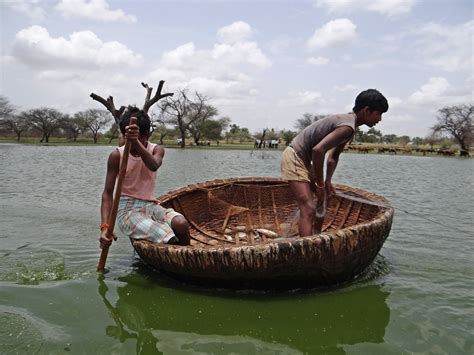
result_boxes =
[0,92,472,155]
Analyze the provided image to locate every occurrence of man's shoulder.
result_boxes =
[328,113,355,120]
[107,148,121,166]
[329,113,356,127]
[110,148,120,157]
[151,143,165,155]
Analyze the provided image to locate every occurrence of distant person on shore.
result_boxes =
[281,89,389,236]
[99,106,191,249]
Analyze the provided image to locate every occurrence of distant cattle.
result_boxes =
[348,145,370,153]
[437,149,455,156]
[416,148,435,156]
[460,150,470,157]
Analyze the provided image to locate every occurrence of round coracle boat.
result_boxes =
[131,177,394,288]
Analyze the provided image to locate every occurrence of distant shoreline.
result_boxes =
[1,139,471,158]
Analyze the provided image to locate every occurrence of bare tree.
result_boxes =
[0,95,15,119]
[0,96,28,141]
[76,109,112,143]
[424,132,441,149]
[432,104,473,153]
[140,81,174,114]
[160,89,217,148]
[90,81,173,144]
[90,81,173,123]
[22,107,65,143]
[62,115,83,142]
[105,123,120,144]
[4,114,29,142]
[154,123,177,145]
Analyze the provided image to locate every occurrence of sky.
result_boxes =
[0,0,472,137]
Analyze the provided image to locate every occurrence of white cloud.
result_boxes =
[307,56,330,66]
[334,84,357,92]
[217,21,254,44]
[407,77,471,109]
[268,36,292,54]
[387,96,402,109]
[0,55,15,65]
[212,41,271,68]
[409,77,450,104]
[148,22,270,106]
[414,21,473,72]
[4,0,46,21]
[160,42,197,70]
[316,0,414,16]
[278,90,324,107]
[386,113,412,122]
[55,0,136,23]
[12,26,143,70]
[307,19,356,51]
[44,71,142,113]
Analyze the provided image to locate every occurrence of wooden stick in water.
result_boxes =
[97,117,137,272]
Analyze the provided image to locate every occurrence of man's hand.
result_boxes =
[99,229,115,249]
[315,184,326,218]
[313,185,325,233]
[124,119,139,144]
[325,181,335,201]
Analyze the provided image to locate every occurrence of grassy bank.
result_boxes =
[0,137,260,150]
[0,137,471,157]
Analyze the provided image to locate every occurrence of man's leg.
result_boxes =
[149,204,190,245]
[288,181,315,237]
[171,216,191,246]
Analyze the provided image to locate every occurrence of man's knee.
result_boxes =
[171,216,189,232]
[300,200,315,217]
[171,216,190,245]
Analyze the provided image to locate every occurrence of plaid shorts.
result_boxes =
[117,196,183,244]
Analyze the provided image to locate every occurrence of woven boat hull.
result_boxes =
[132,177,394,288]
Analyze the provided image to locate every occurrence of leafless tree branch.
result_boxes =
[142,80,174,113]
[89,93,125,124]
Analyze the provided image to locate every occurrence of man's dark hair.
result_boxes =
[119,106,151,135]
[353,89,389,113]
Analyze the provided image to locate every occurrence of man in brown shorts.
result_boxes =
[281,89,389,236]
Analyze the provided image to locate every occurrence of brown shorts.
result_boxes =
[280,146,312,182]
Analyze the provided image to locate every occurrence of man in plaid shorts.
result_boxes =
[99,106,191,250]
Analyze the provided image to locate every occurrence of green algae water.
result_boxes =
[0,144,473,354]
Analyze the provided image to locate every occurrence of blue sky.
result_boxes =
[1,0,472,137]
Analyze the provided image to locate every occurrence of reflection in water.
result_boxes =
[98,274,158,354]
[98,265,391,354]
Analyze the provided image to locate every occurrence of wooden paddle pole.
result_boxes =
[97,117,137,272]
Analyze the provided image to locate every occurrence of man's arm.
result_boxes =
[134,141,164,171]
[326,137,351,182]
[311,126,354,187]
[99,150,120,248]
[124,123,164,171]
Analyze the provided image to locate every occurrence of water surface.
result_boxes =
[0,144,472,354]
